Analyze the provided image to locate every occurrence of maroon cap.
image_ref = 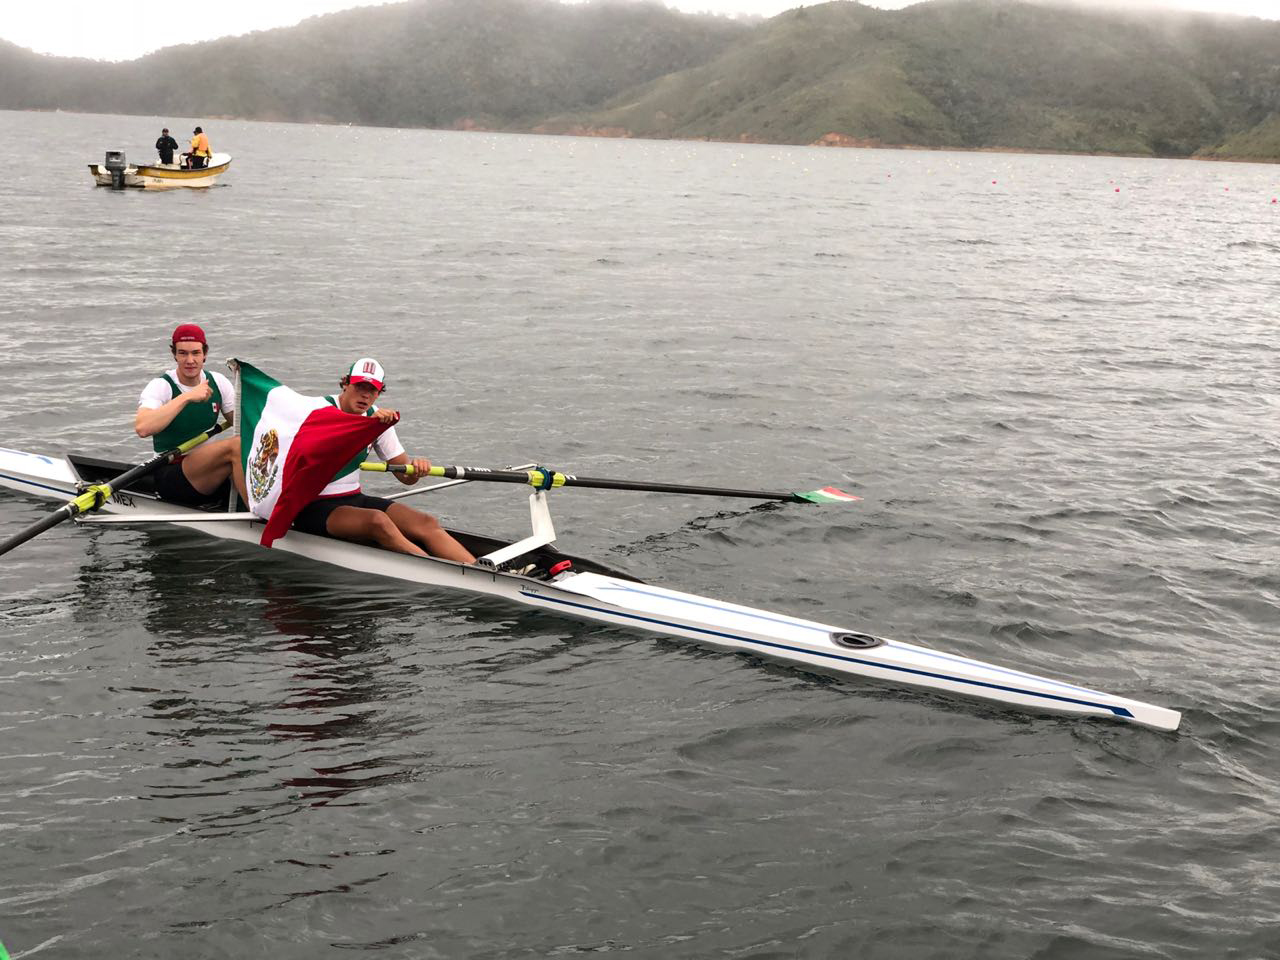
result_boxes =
[171,323,207,346]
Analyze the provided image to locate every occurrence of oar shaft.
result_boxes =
[385,463,539,502]
[0,423,227,558]
[359,462,811,502]
[0,502,81,554]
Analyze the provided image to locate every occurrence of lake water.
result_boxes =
[0,109,1278,959]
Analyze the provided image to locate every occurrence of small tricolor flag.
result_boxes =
[235,360,394,547]
[793,486,861,504]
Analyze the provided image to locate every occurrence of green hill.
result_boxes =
[1198,113,1280,161]
[0,0,747,128]
[554,0,1280,159]
[4,0,1280,160]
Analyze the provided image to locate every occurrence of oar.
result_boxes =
[0,424,227,558]
[385,462,538,502]
[360,462,859,504]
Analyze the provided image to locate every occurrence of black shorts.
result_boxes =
[153,460,230,508]
[292,492,394,537]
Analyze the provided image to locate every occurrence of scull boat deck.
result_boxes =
[0,446,1181,731]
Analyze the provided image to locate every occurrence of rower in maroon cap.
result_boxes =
[135,323,242,507]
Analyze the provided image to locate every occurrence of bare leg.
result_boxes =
[228,437,247,504]
[386,503,476,563]
[182,435,239,495]
[325,505,429,557]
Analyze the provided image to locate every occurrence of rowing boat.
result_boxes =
[0,445,1181,731]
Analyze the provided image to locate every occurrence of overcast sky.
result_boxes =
[1,0,1275,61]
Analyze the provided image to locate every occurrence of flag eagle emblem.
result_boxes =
[248,429,281,502]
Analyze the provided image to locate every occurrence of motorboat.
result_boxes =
[89,150,232,189]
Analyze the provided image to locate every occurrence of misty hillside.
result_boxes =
[0,0,747,127]
[3,0,1280,159]
[549,0,1280,158]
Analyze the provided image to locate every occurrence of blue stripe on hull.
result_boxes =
[0,473,75,497]
[524,589,1135,720]
[591,581,1113,698]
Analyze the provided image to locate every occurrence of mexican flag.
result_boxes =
[235,360,395,547]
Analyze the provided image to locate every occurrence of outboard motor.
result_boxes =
[104,151,128,190]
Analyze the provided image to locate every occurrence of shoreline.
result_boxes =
[12,106,1279,165]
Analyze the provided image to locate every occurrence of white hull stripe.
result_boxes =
[525,589,1136,720]
[0,448,57,464]
[596,581,840,634]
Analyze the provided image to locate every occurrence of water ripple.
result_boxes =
[0,110,1277,959]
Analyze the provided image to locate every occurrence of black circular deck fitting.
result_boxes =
[830,631,885,650]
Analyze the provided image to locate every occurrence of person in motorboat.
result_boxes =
[155,128,179,165]
[184,126,211,169]
[135,323,241,508]
[289,358,477,563]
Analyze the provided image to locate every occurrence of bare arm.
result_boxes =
[372,411,424,485]
[134,380,211,438]
[385,452,431,486]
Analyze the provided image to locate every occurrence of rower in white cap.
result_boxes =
[288,358,476,563]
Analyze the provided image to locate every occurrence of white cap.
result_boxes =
[347,357,385,391]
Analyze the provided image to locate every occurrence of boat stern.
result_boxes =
[90,150,137,189]
[0,447,78,500]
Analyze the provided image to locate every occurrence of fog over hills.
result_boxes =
[4,0,1280,159]
[0,0,746,128]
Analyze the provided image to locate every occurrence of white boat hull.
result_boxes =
[0,446,1181,731]
[89,153,232,189]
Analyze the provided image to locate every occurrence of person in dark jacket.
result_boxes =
[155,128,179,165]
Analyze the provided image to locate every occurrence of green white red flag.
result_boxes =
[235,360,394,547]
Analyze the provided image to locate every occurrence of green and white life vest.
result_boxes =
[153,372,223,453]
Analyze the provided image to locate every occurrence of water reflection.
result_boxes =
[71,530,430,819]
